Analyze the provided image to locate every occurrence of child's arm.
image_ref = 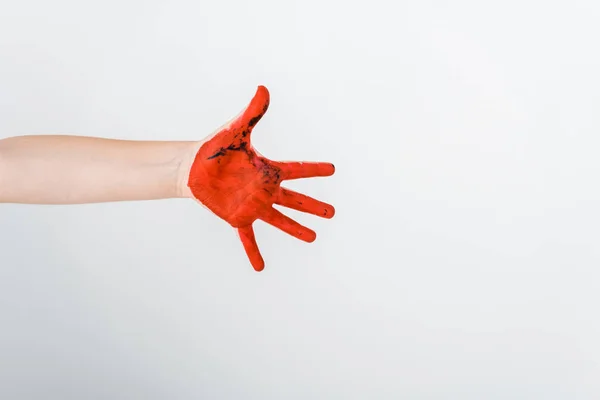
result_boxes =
[0,134,200,204]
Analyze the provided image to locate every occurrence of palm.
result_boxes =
[188,86,335,271]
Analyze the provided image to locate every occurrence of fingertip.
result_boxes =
[325,163,335,176]
[243,85,270,129]
[257,85,269,96]
[249,250,265,272]
[304,230,317,243]
[252,260,265,272]
[238,225,265,272]
[255,85,270,105]
[324,205,335,219]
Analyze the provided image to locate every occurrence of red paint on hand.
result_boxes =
[188,86,335,271]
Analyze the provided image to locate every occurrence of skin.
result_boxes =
[188,86,335,271]
[0,86,335,271]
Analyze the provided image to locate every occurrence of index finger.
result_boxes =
[274,161,335,180]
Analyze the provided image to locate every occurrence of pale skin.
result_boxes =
[0,135,202,204]
[0,101,244,204]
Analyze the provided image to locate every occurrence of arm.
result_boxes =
[0,135,200,204]
[0,86,335,271]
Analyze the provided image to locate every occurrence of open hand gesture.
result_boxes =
[187,86,335,271]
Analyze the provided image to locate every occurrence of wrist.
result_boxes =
[175,140,203,199]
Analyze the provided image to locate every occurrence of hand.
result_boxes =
[187,86,335,271]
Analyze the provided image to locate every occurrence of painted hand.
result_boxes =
[187,86,335,271]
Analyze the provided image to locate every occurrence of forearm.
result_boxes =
[0,135,200,204]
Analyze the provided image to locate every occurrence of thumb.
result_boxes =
[238,85,270,130]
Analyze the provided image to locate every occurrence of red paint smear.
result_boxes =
[188,86,335,271]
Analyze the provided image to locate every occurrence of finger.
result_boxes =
[275,162,335,180]
[203,86,270,157]
[276,187,335,219]
[237,225,265,272]
[260,208,316,243]
[239,85,270,130]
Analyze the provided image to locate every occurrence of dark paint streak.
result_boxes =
[248,115,261,127]
[248,104,269,128]
[207,147,226,159]
[208,133,283,188]
[227,141,245,151]
[208,138,251,161]
[259,163,282,184]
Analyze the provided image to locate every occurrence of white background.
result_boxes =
[1,0,599,398]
